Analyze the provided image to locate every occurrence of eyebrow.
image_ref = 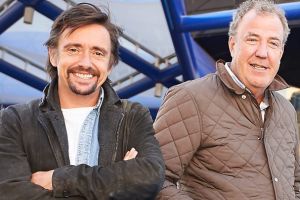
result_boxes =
[63,43,109,55]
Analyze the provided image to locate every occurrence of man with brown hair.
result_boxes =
[0,3,164,200]
[154,0,300,199]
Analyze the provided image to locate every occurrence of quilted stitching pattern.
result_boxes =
[155,73,299,200]
[155,85,201,177]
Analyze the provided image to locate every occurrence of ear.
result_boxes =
[228,36,236,58]
[48,47,58,67]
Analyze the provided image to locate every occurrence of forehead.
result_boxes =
[237,9,284,40]
[58,24,111,49]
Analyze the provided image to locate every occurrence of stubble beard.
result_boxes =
[68,80,98,95]
[66,66,99,95]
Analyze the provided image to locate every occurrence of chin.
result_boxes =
[70,85,97,96]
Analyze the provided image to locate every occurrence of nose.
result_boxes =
[78,51,92,68]
[255,42,268,58]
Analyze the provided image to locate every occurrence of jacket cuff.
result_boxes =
[52,167,80,198]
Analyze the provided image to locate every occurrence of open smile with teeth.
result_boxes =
[74,73,94,79]
[250,64,268,70]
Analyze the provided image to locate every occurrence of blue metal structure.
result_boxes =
[165,1,300,32]
[0,0,183,100]
[161,0,300,82]
[1,0,300,116]
[0,59,47,91]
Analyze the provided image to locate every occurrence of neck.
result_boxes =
[250,88,265,104]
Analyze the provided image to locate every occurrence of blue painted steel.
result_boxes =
[161,0,215,81]
[119,47,181,87]
[0,59,47,91]
[178,2,300,33]
[180,9,233,32]
[161,0,197,81]
[117,64,182,99]
[119,47,160,79]
[160,64,182,82]
[18,0,43,6]
[117,77,155,99]
[34,1,63,20]
[280,2,300,20]
[0,2,25,34]
[191,39,216,76]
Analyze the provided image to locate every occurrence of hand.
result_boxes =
[123,148,138,160]
[31,170,54,190]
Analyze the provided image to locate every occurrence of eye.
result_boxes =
[93,50,104,57]
[269,41,281,49]
[67,47,80,55]
[246,37,258,45]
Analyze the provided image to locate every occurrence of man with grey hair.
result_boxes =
[154,0,300,199]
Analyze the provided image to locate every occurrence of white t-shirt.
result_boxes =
[62,107,93,165]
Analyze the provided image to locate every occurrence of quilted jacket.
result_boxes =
[154,61,300,200]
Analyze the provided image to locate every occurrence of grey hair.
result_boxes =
[229,0,290,45]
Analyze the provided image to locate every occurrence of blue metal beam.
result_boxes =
[119,47,160,79]
[161,0,196,81]
[177,1,300,33]
[18,0,44,6]
[117,64,182,99]
[0,2,25,34]
[117,77,155,99]
[0,59,47,91]
[159,64,182,82]
[34,0,63,20]
[119,47,181,87]
[180,10,232,33]
[281,2,300,20]
[161,0,215,81]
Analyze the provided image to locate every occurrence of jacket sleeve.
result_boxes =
[294,112,300,199]
[51,103,165,200]
[153,85,201,200]
[0,108,84,200]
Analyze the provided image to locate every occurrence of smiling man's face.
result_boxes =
[49,24,112,98]
[229,9,284,101]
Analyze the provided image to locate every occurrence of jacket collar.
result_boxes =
[37,76,122,166]
[216,60,289,95]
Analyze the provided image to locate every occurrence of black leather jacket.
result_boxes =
[0,78,164,200]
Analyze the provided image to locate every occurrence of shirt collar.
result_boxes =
[224,62,246,90]
[93,87,104,113]
[224,62,269,109]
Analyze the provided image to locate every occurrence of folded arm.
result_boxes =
[50,103,164,199]
[0,108,84,200]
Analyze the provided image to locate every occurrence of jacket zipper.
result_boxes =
[261,105,279,200]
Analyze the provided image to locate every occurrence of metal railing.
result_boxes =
[0,46,48,81]
[0,0,15,16]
